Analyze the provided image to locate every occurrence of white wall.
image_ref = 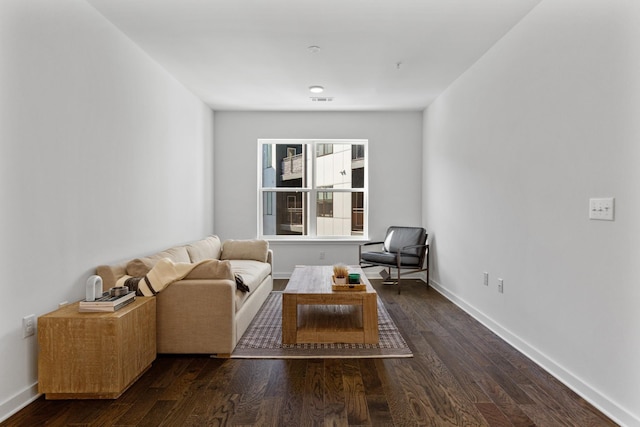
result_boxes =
[423,1,640,425]
[214,112,423,277]
[0,0,214,420]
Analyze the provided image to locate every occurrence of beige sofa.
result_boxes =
[96,236,273,356]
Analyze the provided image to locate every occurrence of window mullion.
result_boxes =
[308,142,317,237]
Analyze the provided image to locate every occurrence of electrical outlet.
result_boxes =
[483,272,489,286]
[319,251,325,260]
[23,314,35,338]
[498,278,504,294]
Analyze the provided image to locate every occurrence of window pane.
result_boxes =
[351,144,365,188]
[316,143,333,157]
[315,143,365,190]
[262,191,308,236]
[316,191,334,217]
[351,191,365,235]
[316,191,365,237]
[261,143,308,188]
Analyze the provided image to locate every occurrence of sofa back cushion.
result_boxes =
[221,239,269,263]
[126,246,190,276]
[186,235,222,263]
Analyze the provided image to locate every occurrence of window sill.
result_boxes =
[265,237,370,244]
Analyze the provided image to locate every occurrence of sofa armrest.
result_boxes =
[156,278,236,354]
[267,249,274,269]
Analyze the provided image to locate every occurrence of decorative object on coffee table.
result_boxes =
[331,266,366,291]
[332,264,348,284]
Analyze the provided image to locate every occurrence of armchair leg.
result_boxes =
[426,257,430,290]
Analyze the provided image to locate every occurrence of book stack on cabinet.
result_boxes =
[38,297,156,399]
[78,290,136,312]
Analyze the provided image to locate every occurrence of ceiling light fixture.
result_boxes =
[309,85,324,94]
[308,45,321,54]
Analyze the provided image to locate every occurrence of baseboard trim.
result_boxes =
[428,279,638,427]
[0,382,40,423]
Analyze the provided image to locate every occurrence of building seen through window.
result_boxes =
[259,140,367,239]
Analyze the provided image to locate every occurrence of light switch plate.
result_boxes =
[589,197,614,221]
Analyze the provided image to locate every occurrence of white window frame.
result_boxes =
[257,139,369,241]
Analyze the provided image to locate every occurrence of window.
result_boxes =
[258,139,368,240]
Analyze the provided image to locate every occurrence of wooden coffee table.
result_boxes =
[282,265,379,344]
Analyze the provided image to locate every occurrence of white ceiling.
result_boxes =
[85,0,541,111]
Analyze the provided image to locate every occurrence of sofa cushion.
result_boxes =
[228,260,271,290]
[228,260,271,312]
[186,235,222,262]
[221,239,269,263]
[125,246,191,276]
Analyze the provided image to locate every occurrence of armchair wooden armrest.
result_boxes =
[398,243,429,256]
[397,243,430,269]
[359,241,384,259]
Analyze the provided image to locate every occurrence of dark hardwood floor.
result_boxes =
[3,279,616,426]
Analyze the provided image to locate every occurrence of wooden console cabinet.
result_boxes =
[38,297,156,399]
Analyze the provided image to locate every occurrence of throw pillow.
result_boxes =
[126,258,154,277]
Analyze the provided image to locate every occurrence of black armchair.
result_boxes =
[359,226,429,294]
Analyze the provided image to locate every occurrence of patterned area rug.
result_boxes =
[232,291,412,359]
